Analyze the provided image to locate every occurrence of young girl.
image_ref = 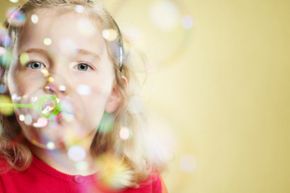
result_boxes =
[0,0,168,192]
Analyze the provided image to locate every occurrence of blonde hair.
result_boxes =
[0,0,164,187]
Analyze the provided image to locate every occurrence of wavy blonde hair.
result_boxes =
[0,0,164,187]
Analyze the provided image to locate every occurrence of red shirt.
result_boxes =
[0,156,165,193]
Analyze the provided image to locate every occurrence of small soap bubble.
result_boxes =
[75,5,85,13]
[19,114,25,121]
[33,117,48,128]
[102,29,118,42]
[0,47,6,56]
[46,141,55,150]
[19,52,30,65]
[43,38,52,46]
[9,0,19,3]
[119,126,130,140]
[59,85,66,92]
[24,114,32,125]
[31,14,39,24]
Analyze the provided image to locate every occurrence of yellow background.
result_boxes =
[1,0,290,193]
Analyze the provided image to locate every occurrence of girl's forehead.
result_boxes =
[18,7,105,55]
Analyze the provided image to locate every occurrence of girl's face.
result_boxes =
[7,7,121,149]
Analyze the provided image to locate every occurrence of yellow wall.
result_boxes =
[1,0,290,193]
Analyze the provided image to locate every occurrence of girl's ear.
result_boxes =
[105,76,127,113]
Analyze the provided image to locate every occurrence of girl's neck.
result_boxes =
[27,139,98,176]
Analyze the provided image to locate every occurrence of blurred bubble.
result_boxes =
[24,114,32,125]
[30,96,38,103]
[58,85,66,92]
[0,29,12,48]
[31,14,39,24]
[19,52,30,66]
[43,37,52,46]
[19,114,25,121]
[0,47,6,55]
[179,155,197,173]
[149,0,180,31]
[0,95,14,115]
[95,154,133,189]
[68,145,86,162]
[102,29,118,42]
[76,84,91,96]
[182,15,194,29]
[11,93,21,102]
[41,69,50,77]
[98,113,114,133]
[0,84,7,94]
[0,49,13,68]
[9,0,19,3]
[46,141,55,150]
[75,5,85,13]
[33,117,48,128]
[47,76,54,83]
[119,126,130,140]
[6,8,26,27]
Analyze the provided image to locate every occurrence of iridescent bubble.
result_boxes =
[6,8,26,27]
[102,29,118,42]
[68,145,86,162]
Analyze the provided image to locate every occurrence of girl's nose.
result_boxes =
[43,75,67,96]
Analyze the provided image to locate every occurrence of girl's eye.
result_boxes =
[75,63,94,71]
[26,61,46,69]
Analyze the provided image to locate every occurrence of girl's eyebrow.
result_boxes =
[22,48,49,56]
[75,49,100,61]
[20,48,100,61]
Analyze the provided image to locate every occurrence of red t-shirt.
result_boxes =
[0,156,165,193]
